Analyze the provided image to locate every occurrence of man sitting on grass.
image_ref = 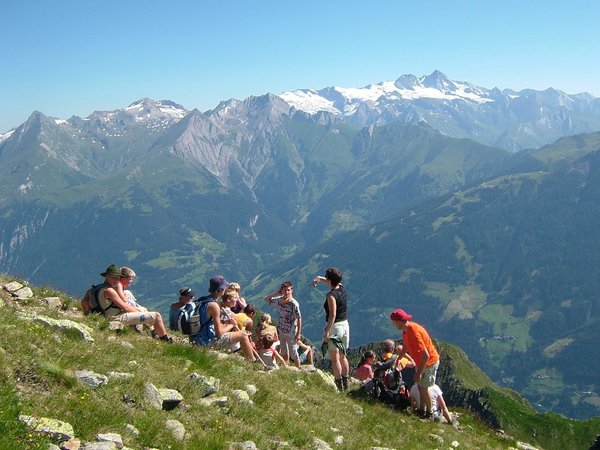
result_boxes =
[97,264,172,342]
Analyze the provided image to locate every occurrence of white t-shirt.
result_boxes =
[410,384,443,413]
[125,290,140,307]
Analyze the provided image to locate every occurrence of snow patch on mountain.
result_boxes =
[279,71,494,116]
[279,90,338,114]
[0,129,14,143]
[125,98,188,120]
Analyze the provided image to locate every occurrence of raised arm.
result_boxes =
[312,275,326,287]
[264,287,281,303]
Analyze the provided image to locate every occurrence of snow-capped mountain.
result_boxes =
[279,70,492,115]
[64,98,188,134]
[278,70,600,151]
[124,98,188,120]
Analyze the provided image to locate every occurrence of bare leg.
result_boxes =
[306,348,314,365]
[232,332,255,361]
[419,384,433,414]
[153,313,167,337]
[341,353,349,377]
[329,348,342,378]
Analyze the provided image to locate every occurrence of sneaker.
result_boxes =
[159,334,173,343]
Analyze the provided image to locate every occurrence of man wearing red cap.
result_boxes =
[390,308,440,419]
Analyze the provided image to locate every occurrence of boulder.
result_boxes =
[187,372,220,397]
[18,415,75,443]
[95,433,123,449]
[145,383,183,410]
[3,281,24,292]
[165,419,186,441]
[76,370,109,389]
[15,287,34,300]
[43,297,63,309]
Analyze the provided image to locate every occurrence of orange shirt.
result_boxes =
[402,321,439,368]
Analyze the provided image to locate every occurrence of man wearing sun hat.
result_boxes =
[390,308,440,419]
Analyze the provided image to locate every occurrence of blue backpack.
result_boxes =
[176,297,213,335]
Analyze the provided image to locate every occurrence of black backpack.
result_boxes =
[81,283,109,315]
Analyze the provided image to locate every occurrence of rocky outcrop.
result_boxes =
[17,311,94,343]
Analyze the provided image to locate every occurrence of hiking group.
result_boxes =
[354,310,452,423]
[85,264,450,422]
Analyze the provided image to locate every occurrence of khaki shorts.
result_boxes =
[417,360,439,388]
[207,332,233,350]
[116,311,158,326]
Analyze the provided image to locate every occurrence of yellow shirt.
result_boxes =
[381,351,394,362]
[235,312,252,330]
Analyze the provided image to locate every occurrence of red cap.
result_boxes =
[390,309,412,322]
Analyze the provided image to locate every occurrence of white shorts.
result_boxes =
[328,320,350,351]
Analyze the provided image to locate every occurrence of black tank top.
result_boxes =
[324,284,347,323]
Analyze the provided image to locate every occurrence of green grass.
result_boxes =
[1,274,598,449]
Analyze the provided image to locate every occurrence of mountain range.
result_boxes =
[279,70,600,152]
[1,71,599,419]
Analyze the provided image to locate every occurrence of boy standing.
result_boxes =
[264,281,302,368]
[390,308,440,419]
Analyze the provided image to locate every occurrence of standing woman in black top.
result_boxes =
[312,267,350,391]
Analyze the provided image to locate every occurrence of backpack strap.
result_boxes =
[95,283,121,316]
[195,297,216,334]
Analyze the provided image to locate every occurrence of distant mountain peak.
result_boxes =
[124,98,188,120]
[421,70,456,91]
[14,110,56,138]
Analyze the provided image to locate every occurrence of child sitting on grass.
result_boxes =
[256,313,287,369]
[355,350,377,381]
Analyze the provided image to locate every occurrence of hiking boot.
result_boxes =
[418,411,433,422]
[334,378,343,392]
[341,375,349,391]
[416,409,430,419]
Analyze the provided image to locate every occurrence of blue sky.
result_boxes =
[1,0,599,132]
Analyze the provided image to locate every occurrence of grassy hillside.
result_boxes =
[1,274,598,450]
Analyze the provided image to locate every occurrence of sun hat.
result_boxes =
[101,264,121,278]
[208,275,229,294]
